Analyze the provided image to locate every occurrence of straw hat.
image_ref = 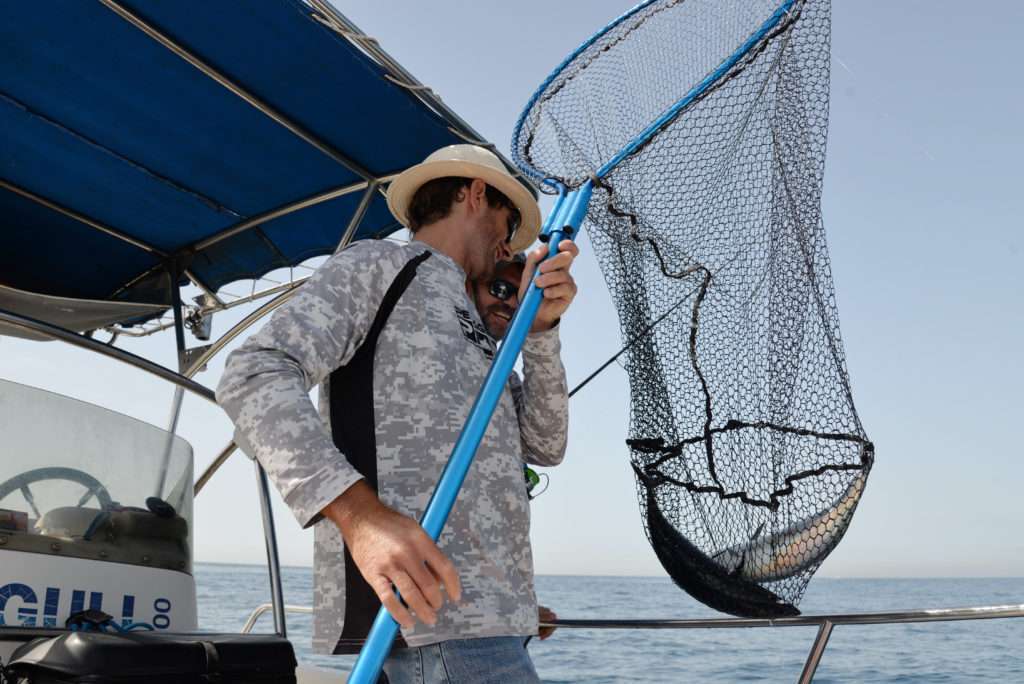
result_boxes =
[386,144,542,253]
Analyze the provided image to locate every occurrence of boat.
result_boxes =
[1,1,1021,682]
[0,1,535,680]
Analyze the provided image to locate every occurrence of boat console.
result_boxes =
[0,378,197,664]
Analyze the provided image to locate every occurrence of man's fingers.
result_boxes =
[529,240,576,275]
[406,557,444,612]
[524,246,545,281]
[422,542,462,603]
[537,251,574,273]
[372,576,416,629]
[541,283,576,302]
[535,270,578,302]
[518,246,545,300]
[536,252,574,277]
[557,239,579,257]
[536,240,579,273]
[534,269,577,290]
[390,570,437,626]
[538,605,558,640]
[521,239,578,314]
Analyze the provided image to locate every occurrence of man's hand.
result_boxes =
[321,481,462,629]
[538,605,558,640]
[522,239,579,332]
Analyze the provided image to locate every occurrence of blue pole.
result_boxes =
[347,182,592,683]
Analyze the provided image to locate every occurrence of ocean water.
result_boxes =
[196,564,1023,682]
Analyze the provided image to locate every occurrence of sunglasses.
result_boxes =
[504,204,521,245]
[484,184,521,245]
[488,278,518,302]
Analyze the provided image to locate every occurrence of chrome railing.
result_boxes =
[242,602,1024,682]
[242,603,314,635]
[551,604,1024,683]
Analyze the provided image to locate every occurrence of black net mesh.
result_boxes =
[513,0,872,617]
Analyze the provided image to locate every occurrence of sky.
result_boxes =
[2,1,1022,581]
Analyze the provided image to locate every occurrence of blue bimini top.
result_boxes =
[0,0,530,322]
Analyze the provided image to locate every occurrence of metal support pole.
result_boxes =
[157,265,189,498]
[194,441,237,496]
[547,603,1024,630]
[306,1,489,149]
[0,310,215,401]
[335,183,377,254]
[170,266,188,372]
[183,285,302,378]
[194,180,385,252]
[305,1,536,193]
[0,178,166,257]
[98,0,374,181]
[256,461,287,638]
[155,387,185,499]
[185,268,225,308]
[798,620,834,683]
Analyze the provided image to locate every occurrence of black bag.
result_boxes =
[3,631,297,683]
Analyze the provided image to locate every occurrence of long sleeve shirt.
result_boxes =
[216,239,568,651]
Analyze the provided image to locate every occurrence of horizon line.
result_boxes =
[192,560,1024,581]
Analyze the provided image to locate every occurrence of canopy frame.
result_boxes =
[97,0,376,183]
[4,1,532,326]
[4,0,533,642]
[0,178,166,258]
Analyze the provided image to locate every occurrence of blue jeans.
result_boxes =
[382,636,540,684]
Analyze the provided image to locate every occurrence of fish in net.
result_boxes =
[511,0,873,617]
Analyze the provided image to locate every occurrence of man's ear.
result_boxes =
[466,178,488,214]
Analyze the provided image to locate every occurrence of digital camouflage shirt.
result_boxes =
[216,239,568,652]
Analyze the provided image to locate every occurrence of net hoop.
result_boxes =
[511,0,801,189]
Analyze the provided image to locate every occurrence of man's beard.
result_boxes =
[484,304,515,339]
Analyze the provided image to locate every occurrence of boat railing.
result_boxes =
[239,602,1023,682]
[242,604,314,635]
[557,604,1024,683]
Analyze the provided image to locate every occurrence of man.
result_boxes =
[217,144,575,682]
[469,255,561,644]
[471,254,526,341]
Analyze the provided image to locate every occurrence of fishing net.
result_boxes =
[512,0,873,617]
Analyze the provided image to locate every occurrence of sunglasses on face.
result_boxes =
[504,205,521,245]
[484,185,521,245]
[488,278,518,302]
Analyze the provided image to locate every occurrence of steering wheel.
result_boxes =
[0,467,115,518]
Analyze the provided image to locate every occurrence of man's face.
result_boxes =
[463,180,515,280]
[474,261,525,340]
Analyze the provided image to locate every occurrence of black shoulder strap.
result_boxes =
[328,249,431,653]
[328,250,431,487]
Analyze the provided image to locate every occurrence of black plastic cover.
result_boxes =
[5,631,297,683]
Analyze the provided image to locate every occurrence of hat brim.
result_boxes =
[386,159,542,254]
